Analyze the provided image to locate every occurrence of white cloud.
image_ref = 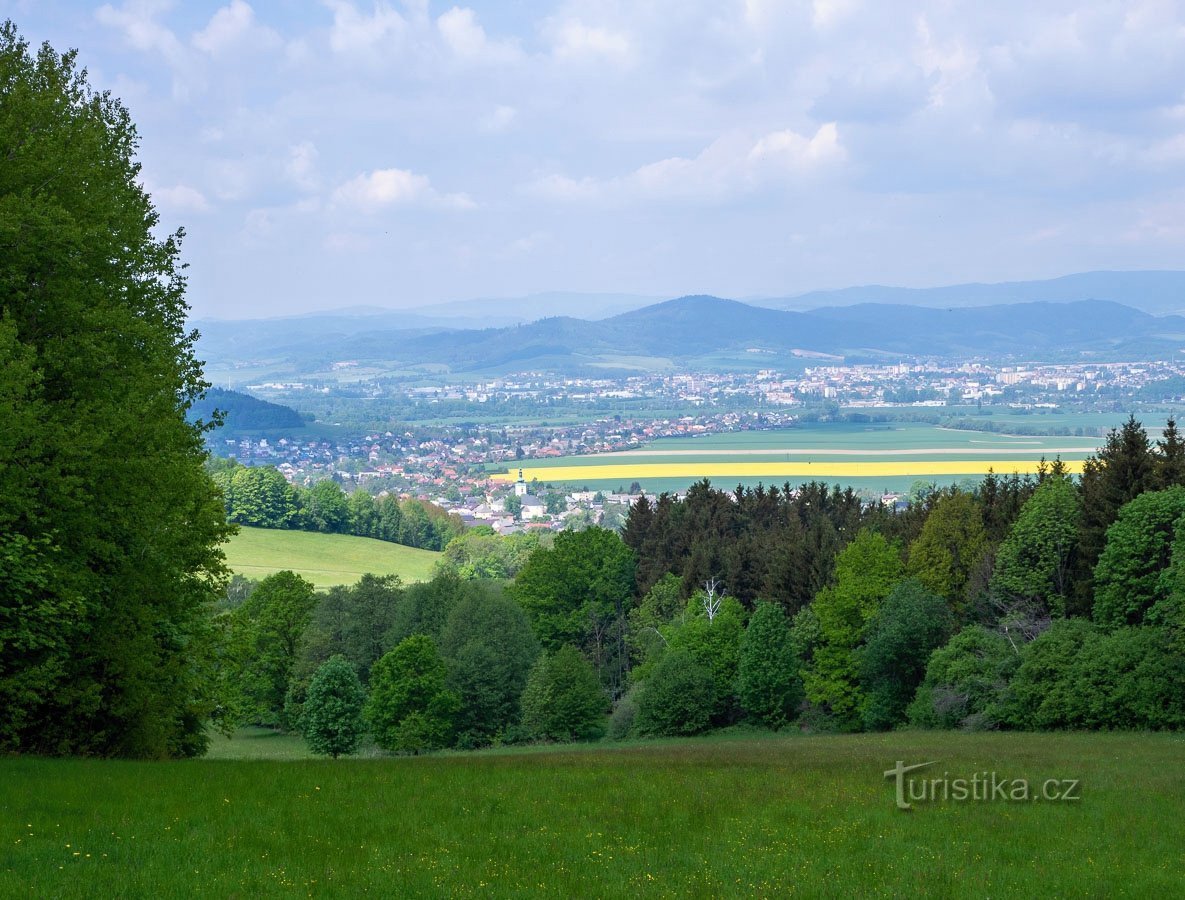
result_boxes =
[531,123,845,204]
[480,105,517,133]
[437,7,521,64]
[323,0,406,56]
[546,19,632,63]
[95,0,186,63]
[193,1,280,55]
[332,168,475,211]
[286,142,320,191]
[151,183,211,214]
[812,0,860,30]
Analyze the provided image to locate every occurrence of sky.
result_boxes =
[5,1,1185,319]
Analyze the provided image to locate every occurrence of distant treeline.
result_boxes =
[209,461,463,551]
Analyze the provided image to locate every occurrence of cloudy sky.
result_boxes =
[6,1,1185,319]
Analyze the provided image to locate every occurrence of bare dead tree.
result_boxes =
[702,577,725,622]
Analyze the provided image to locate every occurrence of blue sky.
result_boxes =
[6,0,1185,318]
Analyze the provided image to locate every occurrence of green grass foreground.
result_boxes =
[222,526,441,589]
[2,732,1183,897]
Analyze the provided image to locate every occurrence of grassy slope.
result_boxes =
[222,526,441,589]
[3,731,1182,896]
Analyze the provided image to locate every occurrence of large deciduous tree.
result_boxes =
[0,23,232,757]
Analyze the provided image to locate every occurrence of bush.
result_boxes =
[1065,626,1185,730]
[366,635,458,753]
[907,626,1019,730]
[636,650,715,737]
[859,580,953,731]
[439,588,539,746]
[301,656,366,758]
[1093,487,1185,628]
[1003,618,1098,730]
[607,687,640,741]
[520,646,607,742]
[736,602,802,729]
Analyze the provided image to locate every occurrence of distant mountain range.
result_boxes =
[757,270,1185,317]
[195,290,1185,382]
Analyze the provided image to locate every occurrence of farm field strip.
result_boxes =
[563,446,1098,458]
[493,459,1087,484]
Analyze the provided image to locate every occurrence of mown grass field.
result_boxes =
[222,526,441,589]
[2,731,1181,897]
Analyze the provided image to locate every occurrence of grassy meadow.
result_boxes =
[2,731,1182,897]
[222,526,441,589]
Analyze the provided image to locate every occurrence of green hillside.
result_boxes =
[222,526,441,589]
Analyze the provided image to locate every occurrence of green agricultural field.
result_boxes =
[222,526,441,589]
[3,731,1181,896]
[495,421,1106,495]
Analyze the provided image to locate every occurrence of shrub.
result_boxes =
[301,656,366,758]
[520,646,607,742]
[366,635,458,753]
[636,650,715,737]
[736,602,802,729]
[860,580,953,731]
[1065,626,1185,730]
[907,626,1019,730]
[607,687,640,741]
[1003,618,1098,730]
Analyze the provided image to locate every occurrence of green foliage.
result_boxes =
[736,602,802,729]
[438,587,539,745]
[666,594,745,721]
[1066,627,1185,730]
[366,635,458,753]
[859,580,953,731]
[304,479,350,534]
[606,686,640,740]
[905,491,987,615]
[215,467,463,550]
[907,626,1019,730]
[635,650,715,736]
[510,527,635,693]
[301,656,366,758]
[437,529,546,581]
[990,476,1080,617]
[1003,619,1099,730]
[0,24,232,755]
[230,571,318,728]
[520,646,607,742]
[802,529,903,727]
[1073,416,1156,615]
[1093,487,1185,629]
[285,574,403,725]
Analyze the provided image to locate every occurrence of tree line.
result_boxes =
[208,460,464,552]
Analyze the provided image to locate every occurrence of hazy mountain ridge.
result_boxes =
[759,270,1185,316]
[195,282,1185,381]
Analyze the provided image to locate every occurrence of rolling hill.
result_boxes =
[223,527,441,589]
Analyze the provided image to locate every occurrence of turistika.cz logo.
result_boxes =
[884,761,1082,810]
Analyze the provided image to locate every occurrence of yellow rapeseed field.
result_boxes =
[493,459,1086,483]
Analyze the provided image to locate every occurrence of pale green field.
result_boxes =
[222,526,441,589]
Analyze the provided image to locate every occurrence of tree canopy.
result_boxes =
[0,23,231,757]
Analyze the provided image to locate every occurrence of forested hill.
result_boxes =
[191,388,305,431]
